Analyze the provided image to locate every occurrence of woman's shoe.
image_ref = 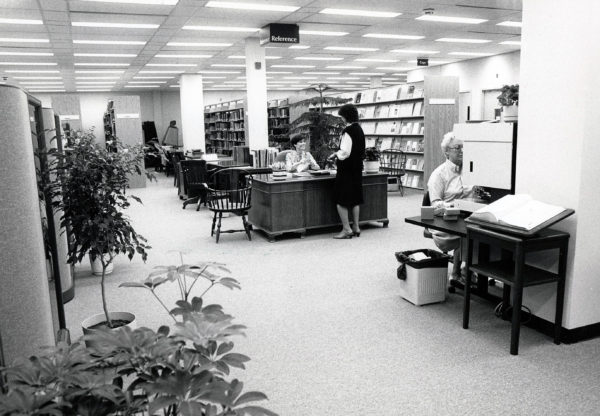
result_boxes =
[333,230,353,239]
[352,229,361,237]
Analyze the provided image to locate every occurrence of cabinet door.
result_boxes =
[463,141,512,190]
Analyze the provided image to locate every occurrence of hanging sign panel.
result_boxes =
[260,23,300,46]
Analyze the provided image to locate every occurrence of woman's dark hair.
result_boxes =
[338,103,359,123]
[290,136,306,146]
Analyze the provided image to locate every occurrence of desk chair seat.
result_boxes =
[206,168,253,243]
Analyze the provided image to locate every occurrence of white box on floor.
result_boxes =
[399,266,448,305]
[396,250,449,306]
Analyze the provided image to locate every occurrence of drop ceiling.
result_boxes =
[0,0,522,93]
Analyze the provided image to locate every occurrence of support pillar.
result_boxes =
[518,0,600,329]
[0,86,54,363]
[245,37,269,151]
[179,74,205,151]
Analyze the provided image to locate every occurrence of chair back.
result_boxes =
[207,168,253,213]
[380,149,406,175]
[180,159,210,186]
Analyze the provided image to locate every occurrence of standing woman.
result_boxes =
[329,103,365,239]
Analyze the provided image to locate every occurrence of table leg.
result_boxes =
[510,248,525,355]
[476,243,490,295]
[554,241,568,344]
[463,233,474,329]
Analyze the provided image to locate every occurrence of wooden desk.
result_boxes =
[249,172,388,241]
[405,215,468,238]
[464,225,569,355]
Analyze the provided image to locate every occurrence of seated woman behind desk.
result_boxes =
[286,136,320,173]
[428,131,474,280]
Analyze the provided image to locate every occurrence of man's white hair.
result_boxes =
[441,131,455,154]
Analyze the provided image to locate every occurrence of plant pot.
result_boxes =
[82,311,136,348]
[90,254,114,276]
[364,160,380,173]
[502,105,518,121]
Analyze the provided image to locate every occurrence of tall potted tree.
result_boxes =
[289,84,351,166]
[44,131,152,330]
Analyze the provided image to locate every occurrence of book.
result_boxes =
[469,194,567,231]
[412,101,423,116]
[363,106,376,118]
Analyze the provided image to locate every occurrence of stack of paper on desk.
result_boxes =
[469,194,566,231]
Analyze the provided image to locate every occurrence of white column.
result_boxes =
[0,86,55,362]
[370,76,383,88]
[245,37,269,150]
[517,0,600,329]
[179,74,205,151]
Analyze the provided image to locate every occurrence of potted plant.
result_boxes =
[289,83,351,166]
[0,259,278,416]
[497,84,519,121]
[43,130,153,331]
[364,147,381,173]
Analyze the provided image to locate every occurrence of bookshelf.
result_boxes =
[204,99,246,156]
[268,98,290,149]
[323,77,458,190]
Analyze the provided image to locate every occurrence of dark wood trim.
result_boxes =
[526,315,600,344]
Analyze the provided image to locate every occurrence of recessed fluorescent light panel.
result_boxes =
[436,38,491,44]
[183,25,259,32]
[76,76,120,80]
[133,76,174,79]
[74,63,130,66]
[6,70,59,73]
[146,63,196,67]
[299,30,348,36]
[0,38,49,43]
[124,85,159,88]
[167,42,232,47]
[79,0,178,4]
[325,65,366,69]
[0,18,43,25]
[28,89,66,92]
[325,46,378,52]
[211,64,246,67]
[155,54,211,58]
[391,49,440,54]
[0,52,53,56]
[73,22,159,29]
[13,76,62,79]
[139,70,184,73]
[76,82,116,85]
[416,15,487,24]
[363,34,424,40]
[350,72,384,76]
[375,66,414,71]
[129,81,167,84]
[448,52,491,56]
[19,81,63,85]
[198,70,240,74]
[497,21,522,27]
[500,40,521,45]
[74,53,137,57]
[271,64,315,68]
[74,40,146,45]
[0,62,57,66]
[319,8,401,18]
[75,70,125,73]
[295,56,343,61]
[205,1,299,12]
[355,58,397,63]
[77,89,112,92]
[303,71,340,75]
[290,45,310,49]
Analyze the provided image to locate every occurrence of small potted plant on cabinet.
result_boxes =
[364,147,381,173]
[497,84,519,121]
[43,130,153,332]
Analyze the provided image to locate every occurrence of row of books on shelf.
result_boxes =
[401,172,424,189]
[353,84,424,104]
[405,157,424,171]
[367,137,424,152]
[208,131,245,141]
[268,118,288,128]
[267,99,289,108]
[267,107,290,118]
[358,101,423,119]
[363,121,424,135]
[205,108,245,122]
[252,148,279,168]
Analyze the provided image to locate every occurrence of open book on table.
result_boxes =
[467,194,569,231]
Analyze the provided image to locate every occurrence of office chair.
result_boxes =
[171,152,184,188]
[180,159,216,210]
[206,168,253,243]
[380,149,407,196]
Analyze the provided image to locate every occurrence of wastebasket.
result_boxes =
[395,249,451,306]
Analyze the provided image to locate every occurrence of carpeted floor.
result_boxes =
[65,174,600,416]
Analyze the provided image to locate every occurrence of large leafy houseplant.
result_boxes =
[0,260,277,416]
[43,131,153,328]
[289,83,351,166]
[497,84,519,106]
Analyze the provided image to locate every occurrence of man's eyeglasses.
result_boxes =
[448,146,463,152]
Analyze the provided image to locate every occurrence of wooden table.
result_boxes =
[249,172,388,241]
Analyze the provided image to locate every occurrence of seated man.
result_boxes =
[286,136,320,173]
[427,132,474,281]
